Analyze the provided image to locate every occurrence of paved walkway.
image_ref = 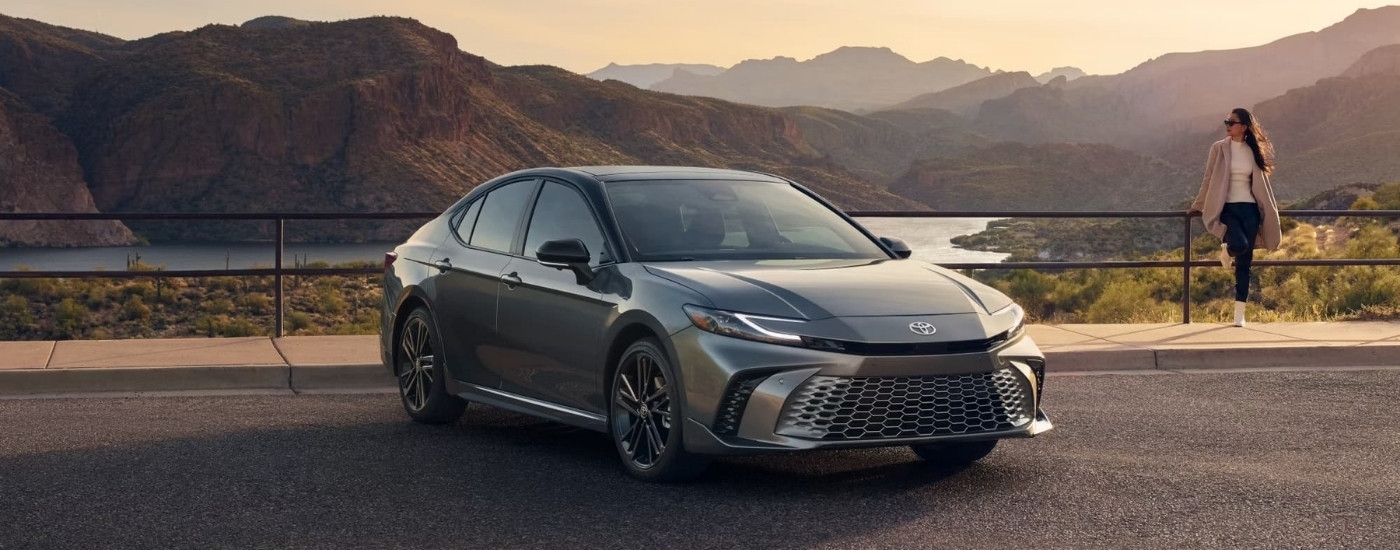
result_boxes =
[2,322,1399,395]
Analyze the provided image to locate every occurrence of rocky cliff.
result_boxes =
[0,15,133,246]
[0,90,135,246]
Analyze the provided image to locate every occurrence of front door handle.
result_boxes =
[434,258,452,272]
[500,271,522,290]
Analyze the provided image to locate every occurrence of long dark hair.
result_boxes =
[1232,107,1274,175]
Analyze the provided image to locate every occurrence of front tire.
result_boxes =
[609,338,709,482]
[395,307,467,424]
[910,440,998,468]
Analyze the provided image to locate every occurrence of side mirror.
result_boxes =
[536,238,596,284]
[880,236,912,259]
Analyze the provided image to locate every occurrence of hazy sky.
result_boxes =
[6,1,1397,75]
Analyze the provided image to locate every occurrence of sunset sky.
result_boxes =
[7,1,1397,75]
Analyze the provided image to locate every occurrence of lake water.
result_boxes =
[0,218,1008,271]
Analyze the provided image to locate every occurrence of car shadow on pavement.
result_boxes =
[0,399,1033,550]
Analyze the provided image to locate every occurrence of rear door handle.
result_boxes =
[500,271,522,290]
[434,258,452,272]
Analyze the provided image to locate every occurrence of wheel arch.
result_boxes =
[390,287,434,370]
[601,312,677,411]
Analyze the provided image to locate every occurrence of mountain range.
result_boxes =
[586,62,726,89]
[0,14,919,245]
[2,8,1400,247]
[650,47,997,111]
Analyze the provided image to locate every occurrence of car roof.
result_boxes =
[563,166,789,183]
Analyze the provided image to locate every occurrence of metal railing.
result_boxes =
[2,209,1399,331]
[0,212,437,335]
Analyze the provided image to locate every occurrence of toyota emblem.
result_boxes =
[909,322,937,335]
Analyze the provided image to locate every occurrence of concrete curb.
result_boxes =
[1043,343,1400,372]
[290,364,395,392]
[1043,348,1157,371]
[0,365,292,396]
[1153,344,1400,370]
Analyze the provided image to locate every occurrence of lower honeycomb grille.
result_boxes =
[777,369,1033,441]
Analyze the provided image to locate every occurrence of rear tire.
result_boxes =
[910,440,998,468]
[609,338,709,482]
[395,307,467,424]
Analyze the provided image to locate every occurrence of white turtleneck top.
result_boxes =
[1228,139,1256,203]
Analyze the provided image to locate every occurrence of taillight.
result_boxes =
[384,252,398,270]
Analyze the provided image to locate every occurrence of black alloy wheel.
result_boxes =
[396,307,467,424]
[610,338,708,482]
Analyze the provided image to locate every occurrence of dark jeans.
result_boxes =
[1220,202,1261,302]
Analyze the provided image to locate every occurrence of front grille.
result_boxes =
[802,331,1011,356]
[777,369,1033,441]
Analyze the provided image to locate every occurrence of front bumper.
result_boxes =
[670,326,1053,455]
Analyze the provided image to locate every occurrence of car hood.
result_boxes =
[644,259,1012,320]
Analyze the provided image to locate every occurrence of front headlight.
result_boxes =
[998,303,1026,337]
[683,305,806,346]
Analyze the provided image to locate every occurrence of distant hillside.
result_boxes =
[885,71,1040,116]
[972,79,1134,145]
[1035,67,1085,84]
[585,62,726,89]
[888,142,1195,212]
[240,16,314,30]
[0,14,125,118]
[1343,43,1400,77]
[0,15,133,246]
[651,46,993,111]
[1251,45,1400,199]
[781,106,993,184]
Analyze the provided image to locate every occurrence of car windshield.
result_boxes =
[605,179,889,261]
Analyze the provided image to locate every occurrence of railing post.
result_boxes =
[275,218,285,337]
[1182,213,1192,324]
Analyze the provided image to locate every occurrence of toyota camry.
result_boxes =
[381,166,1052,482]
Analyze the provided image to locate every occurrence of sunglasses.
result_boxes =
[1223,119,1245,127]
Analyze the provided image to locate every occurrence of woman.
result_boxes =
[1189,107,1283,327]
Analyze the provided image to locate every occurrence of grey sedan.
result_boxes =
[381,166,1051,482]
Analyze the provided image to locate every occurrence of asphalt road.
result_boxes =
[2,370,1398,550]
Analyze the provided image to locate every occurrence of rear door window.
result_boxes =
[469,180,539,253]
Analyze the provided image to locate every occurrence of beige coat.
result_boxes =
[1190,138,1282,250]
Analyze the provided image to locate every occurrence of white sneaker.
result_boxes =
[1233,301,1246,327]
[1219,243,1232,268]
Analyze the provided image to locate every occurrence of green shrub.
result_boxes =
[287,311,313,332]
[219,318,264,337]
[313,287,347,315]
[238,293,273,315]
[55,298,87,337]
[0,273,58,298]
[120,282,156,299]
[202,298,235,315]
[0,295,36,339]
[122,295,151,321]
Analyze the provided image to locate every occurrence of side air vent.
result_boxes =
[712,373,771,436]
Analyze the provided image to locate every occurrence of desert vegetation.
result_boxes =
[0,261,380,340]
